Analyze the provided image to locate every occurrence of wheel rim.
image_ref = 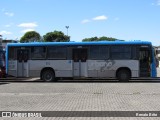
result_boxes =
[44,72,53,81]
[121,73,127,80]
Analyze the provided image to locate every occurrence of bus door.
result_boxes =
[72,49,88,77]
[139,47,151,77]
[17,49,29,77]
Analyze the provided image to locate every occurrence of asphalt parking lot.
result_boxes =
[0,69,160,120]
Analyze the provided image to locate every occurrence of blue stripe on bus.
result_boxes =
[6,41,152,47]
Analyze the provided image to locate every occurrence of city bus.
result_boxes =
[6,41,157,82]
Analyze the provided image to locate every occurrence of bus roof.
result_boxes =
[6,41,152,47]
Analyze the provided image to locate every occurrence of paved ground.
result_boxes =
[0,68,160,120]
[1,81,160,120]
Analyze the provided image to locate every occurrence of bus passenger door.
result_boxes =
[17,49,29,77]
[139,47,151,77]
[73,49,88,78]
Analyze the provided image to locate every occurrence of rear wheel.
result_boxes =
[42,70,55,82]
[117,69,131,82]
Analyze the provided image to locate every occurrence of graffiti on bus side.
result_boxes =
[100,60,115,72]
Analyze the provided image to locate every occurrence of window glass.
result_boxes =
[132,46,138,59]
[8,47,15,60]
[89,46,109,59]
[100,46,109,59]
[31,47,46,59]
[139,50,150,61]
[47,46,66,59]
[111,46,131,59]
[89,46,99,59]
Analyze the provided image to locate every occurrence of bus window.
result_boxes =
[73,50,80,62]
[111,46,131,59]
[31,47,46,59]
[17,50,23,62]
[89,46,109,60]
[8,47,15,60]
[89,46,100,59]
[72,49,87,62]
[23,50,29,62]
[81,49,87,62]
[47,46,67,59]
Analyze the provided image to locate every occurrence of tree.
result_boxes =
[20,31,41,43]
[82,36,118,42]
[43,30,70,42]
[82,36,98,42]
[99,36,117,41]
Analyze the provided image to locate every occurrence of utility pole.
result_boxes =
[65,26,69,36]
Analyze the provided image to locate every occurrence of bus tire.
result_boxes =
[117,69,130,82]
[42,70,55,82]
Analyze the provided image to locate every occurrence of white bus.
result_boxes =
[6,41,157,82]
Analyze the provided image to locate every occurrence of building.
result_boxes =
[1,39,18,50]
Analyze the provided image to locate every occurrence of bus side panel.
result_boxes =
[87,60,139,78]
[29,60,73,77]
[111,60,139,77]
[8,60,17,77]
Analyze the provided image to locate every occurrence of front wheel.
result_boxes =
[42,70,55,82]
[117,69,131,82]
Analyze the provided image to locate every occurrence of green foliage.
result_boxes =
[20,31,41,43]
[82,36,118,42]
[82,37,98,42]
[99,36,117,41]
[43,30,70,42]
